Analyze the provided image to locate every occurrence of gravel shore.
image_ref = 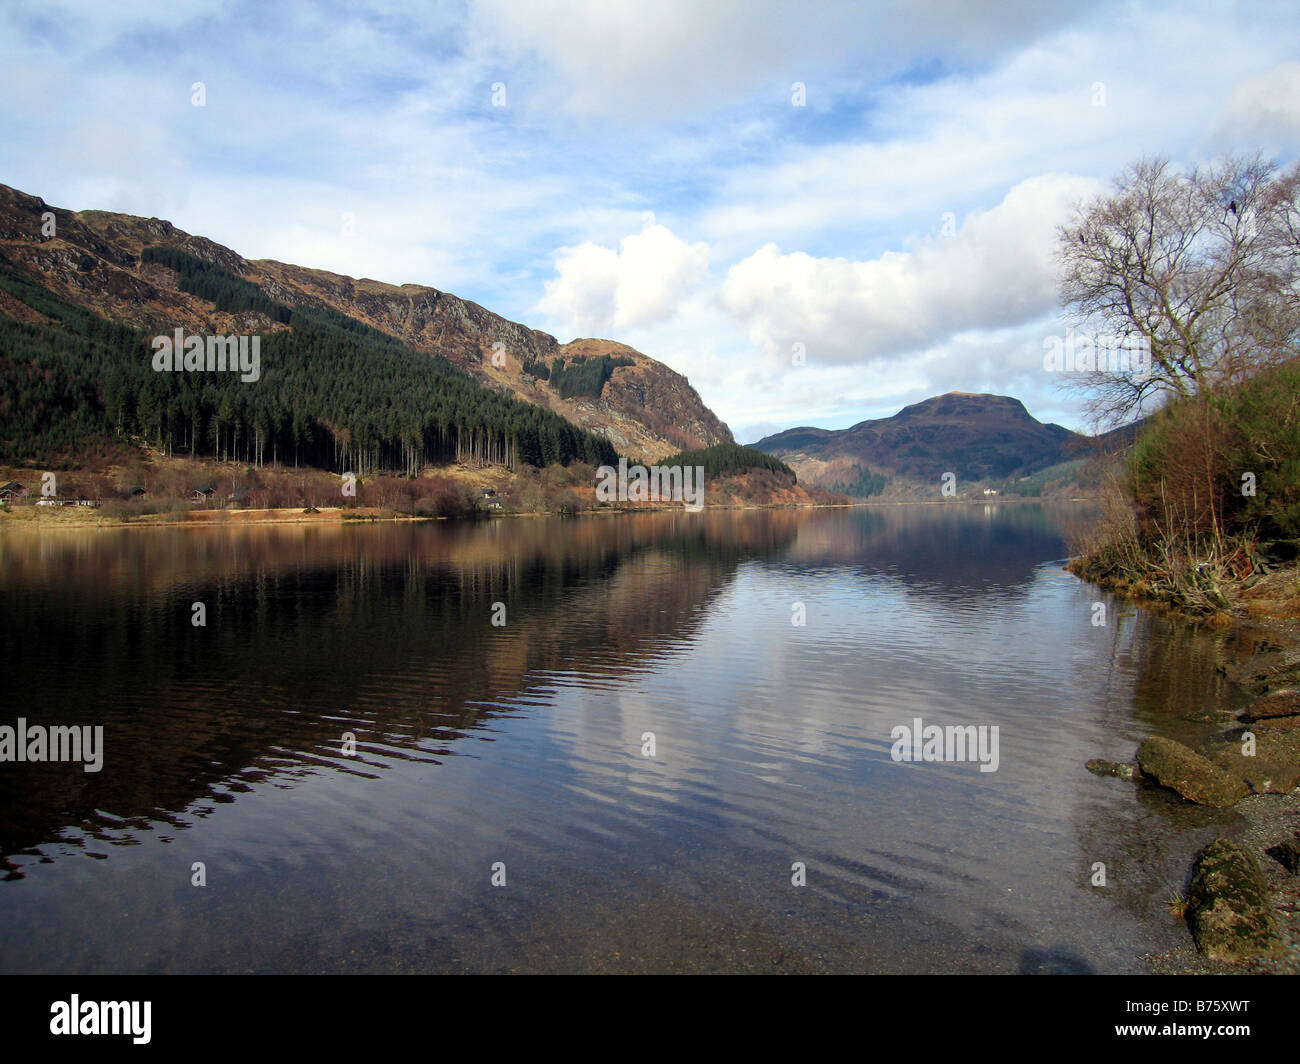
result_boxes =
[1143,607,1300,973]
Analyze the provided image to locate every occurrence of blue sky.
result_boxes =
[2,0,1298,441]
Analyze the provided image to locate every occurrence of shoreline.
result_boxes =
[1071,565,1300,973]
[0,493,1098,533]
[0,500,856,531]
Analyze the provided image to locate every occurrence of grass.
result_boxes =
[1066,475,1272,619]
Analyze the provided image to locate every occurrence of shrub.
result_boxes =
[1130,360,1300,543]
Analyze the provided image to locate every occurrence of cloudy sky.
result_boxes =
[2,1,1297,441]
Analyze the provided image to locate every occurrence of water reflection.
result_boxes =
[0,504,1256,973]
[0,515,793,868]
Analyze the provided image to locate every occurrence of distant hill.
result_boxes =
[753,391,1140,494]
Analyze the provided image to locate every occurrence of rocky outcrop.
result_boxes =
[1136,736,1250,807]
[1185,838,1283,962]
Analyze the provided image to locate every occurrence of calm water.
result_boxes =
[0,504,1254,973]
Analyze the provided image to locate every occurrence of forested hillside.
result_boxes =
[0,248,618,474]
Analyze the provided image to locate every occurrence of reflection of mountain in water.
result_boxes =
[0,514,794,873]
[780,504,1074,602]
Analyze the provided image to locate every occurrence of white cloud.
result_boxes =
[536,221,709,334]
[719,174,1101,366]
[467,0,1097,122]
[1212,62,1300,154]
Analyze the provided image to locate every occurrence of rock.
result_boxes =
[1186,838,1283,962]
[1236,765,1299,795]
[1086,758,1137,780]
[1195,743,1300,795]
[1239,689,1300,722]
[1243,767,1300,794]
[1265,840,1300,875]
[1181,705,1242,723]
[1255,725,1300,768]
[1136,736,1251,807]
[1219,645,1300,694]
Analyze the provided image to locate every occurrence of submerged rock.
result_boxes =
[1086,758,1137,780]
[1180,705,1241,724]
[1186,838,1283,962]
[1136,736,1250,807]
[1196,742,1300,795]
[1255,725,1300,767]
[1240,765,1299,794]
[1239,689,1300,722]
[1218,645,1300,695]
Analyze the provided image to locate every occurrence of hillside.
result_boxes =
[753,391,1136,494]
[0,183,732,464]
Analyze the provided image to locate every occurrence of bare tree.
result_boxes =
[1055,154,1300,427]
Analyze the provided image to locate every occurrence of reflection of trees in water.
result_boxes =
[1126,617,1242,736]
[0,514,794,871]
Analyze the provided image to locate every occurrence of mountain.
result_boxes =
[753,391,1133,490]
[0,183,731,463]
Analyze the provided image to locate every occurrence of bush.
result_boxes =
[551,488,582,515]
[1130,360,1300,543]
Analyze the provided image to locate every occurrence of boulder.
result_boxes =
[1186,838,1283,962]
[1136,736,1251,807]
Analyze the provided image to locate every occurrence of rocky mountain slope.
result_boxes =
[0,183,731,462]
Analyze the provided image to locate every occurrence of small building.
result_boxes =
[226,491,248,508]
[0,481,25,503]
[192,487,214,502]
[983,488,999,496]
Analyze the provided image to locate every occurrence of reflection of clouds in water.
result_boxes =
[546,545,1164,887]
